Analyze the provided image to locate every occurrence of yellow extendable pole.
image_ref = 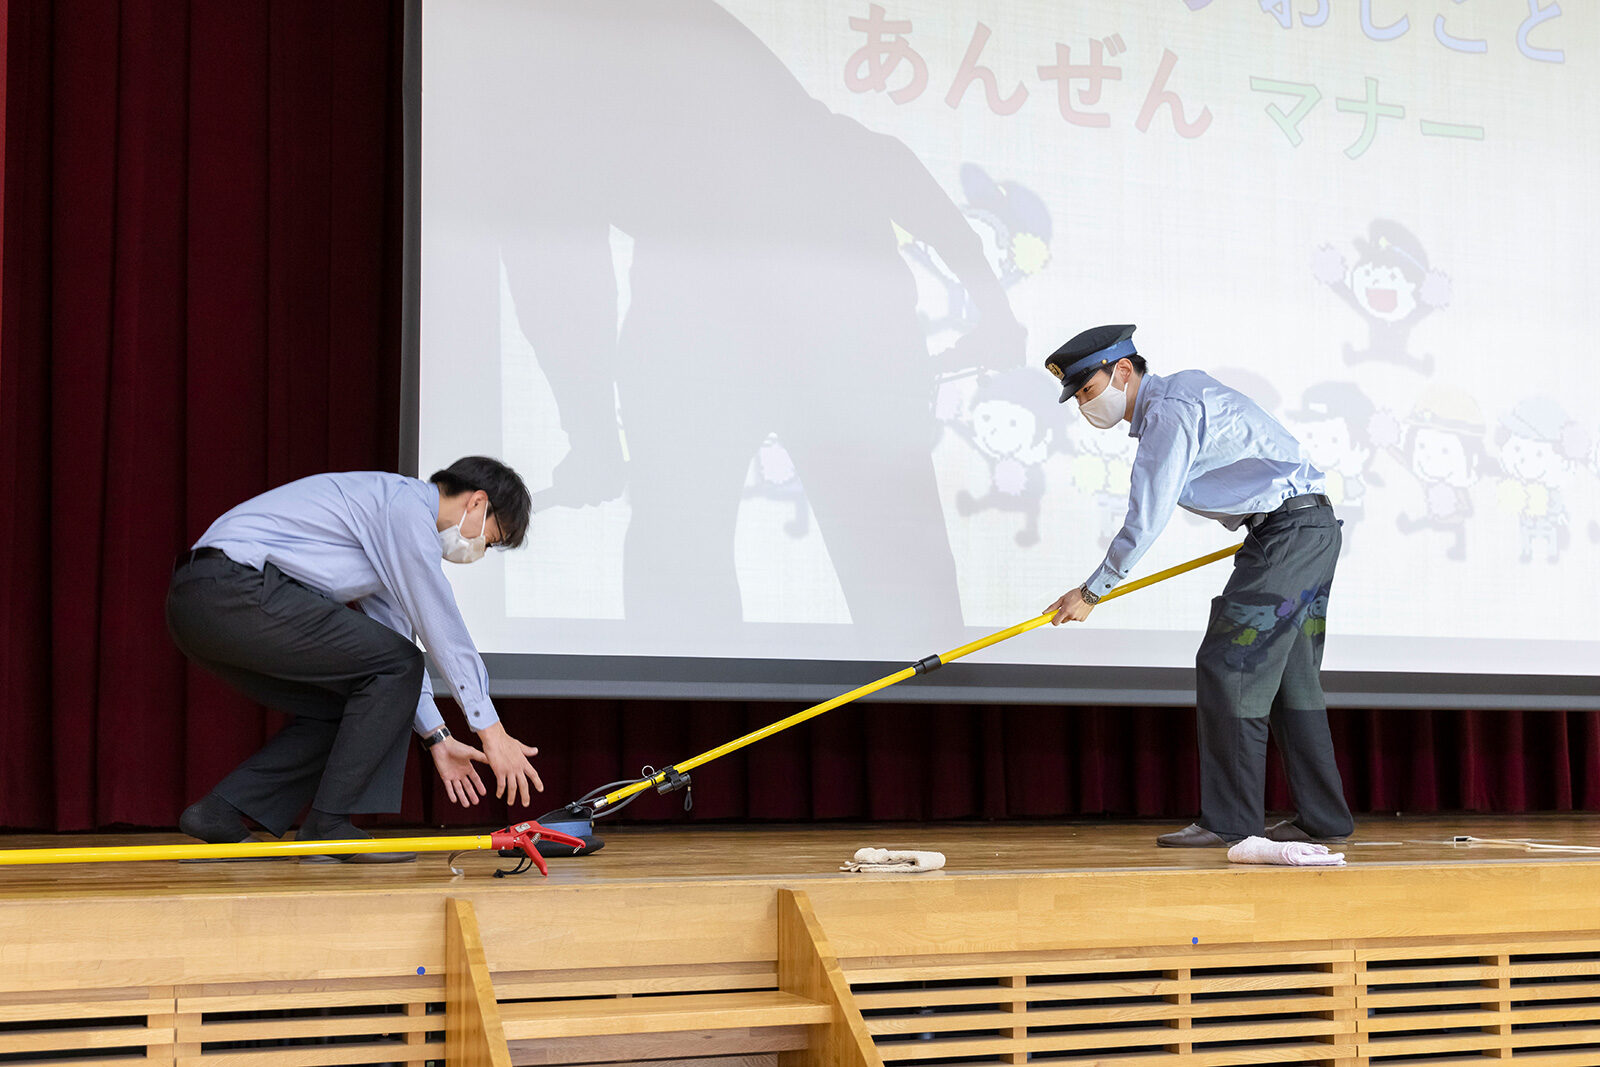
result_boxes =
[593,541,1241,812]
[0,834,497,866]
[0,543,1244,865]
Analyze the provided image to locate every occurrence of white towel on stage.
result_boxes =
[841,847,946,873]
[1227,836,1345,867]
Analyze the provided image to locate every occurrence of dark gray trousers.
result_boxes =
[166,554,424,836]
[1194,504,1353,839]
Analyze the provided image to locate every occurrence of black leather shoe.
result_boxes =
[1156,823,1243,848]
[179,793,252,844]
[1265,818,1349,844]
[296,815,416,864]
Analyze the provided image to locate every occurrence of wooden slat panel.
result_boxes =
[845,948,1349,984]
[493,963,775,1000]
[1363,1031,1506,1057]
[1508,959,1600,979]
[1067,1047,1353,1066]
[1361,963,1500,984]
[1504,1025,1600,1049]
[185,1012,436,1042]
[1363,1003,1600,1032]
[1188,969,1351,993]
[1358,938,1600,962]
[0,996,173,1024]
[1367,1025,1600,1059]
[865,993,1354,1034]
[178,985,438,1013]
[855,985,1030,1010]
[1367,957,1600,984]
[1502,978,1600,1001]
[507,1026,809,1065]
[1364,986,1510,1008]
[0,1026,174,1055]
[1346,1057,1600,1067]
[961,1045,1352,1066]
[176,1041,436,1067]
[500,990,829,1041]
[875,1017,1347,1059]
[853,968,1349,1009]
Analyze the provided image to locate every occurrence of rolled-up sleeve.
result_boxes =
[1084,401,1203,598]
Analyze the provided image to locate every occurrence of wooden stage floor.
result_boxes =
[3,814,1600,898]
[8,816,1600,1067]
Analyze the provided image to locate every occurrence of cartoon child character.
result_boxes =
[1493,398,1589,563]
[1285,382,1382,554]
[960,163,1053,290]
[1375,386,1486,561]
[1313,219,1451,373]
[743,433,810,538]
[951,369,1060,547]
[1299,585,1331,640]
[1209,592,1292,673]
[902,163,1052,358]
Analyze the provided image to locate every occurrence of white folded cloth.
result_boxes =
[1227,835,1345,866]
[841,847,946,873]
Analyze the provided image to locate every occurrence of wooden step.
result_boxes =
[499,990,832,1041]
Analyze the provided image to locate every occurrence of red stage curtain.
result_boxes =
[0,1,403,830]
[3,2,1598,832]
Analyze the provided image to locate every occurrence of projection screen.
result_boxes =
[413,0,1600,705]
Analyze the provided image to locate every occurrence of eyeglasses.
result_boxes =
[485,503,512,550]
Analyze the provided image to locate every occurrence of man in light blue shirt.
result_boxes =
[166,456,544,862]
[1042,325,1353,848]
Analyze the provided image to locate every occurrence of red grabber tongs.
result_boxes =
[472,820,591,877]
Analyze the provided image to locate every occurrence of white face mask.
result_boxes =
[439,499,489,564]
[1078,367,1127,429]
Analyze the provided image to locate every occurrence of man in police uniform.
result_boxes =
[1042,325,1354,847]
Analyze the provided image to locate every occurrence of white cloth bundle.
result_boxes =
[1227,836,1346,866]
[841,847,946,873]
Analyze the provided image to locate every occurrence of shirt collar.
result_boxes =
[1128,371,1165,438]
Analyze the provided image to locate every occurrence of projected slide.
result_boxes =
[420,0,1598,677]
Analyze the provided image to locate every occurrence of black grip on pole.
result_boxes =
[912,654,943,675]
[655,766,691,795]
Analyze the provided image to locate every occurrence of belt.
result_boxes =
[173,546,231,572]
[1247,493,1331,529]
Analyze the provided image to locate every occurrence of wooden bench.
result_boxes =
[446,893,880,1067]
[499,989,832,1063]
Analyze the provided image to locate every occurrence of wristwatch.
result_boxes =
[1079,582,1102,606]
[421,726,452,749]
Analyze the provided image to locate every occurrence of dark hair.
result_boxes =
[430,456,532,549]
[1063,353,1148,397]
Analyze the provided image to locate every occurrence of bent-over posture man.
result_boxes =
[167,457,543,862]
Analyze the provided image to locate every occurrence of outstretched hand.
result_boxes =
[475,722,546,807]
[429,736,491,808]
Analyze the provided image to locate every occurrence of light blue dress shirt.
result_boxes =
[1084,371,1326,598]
[194,471,494,736]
